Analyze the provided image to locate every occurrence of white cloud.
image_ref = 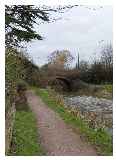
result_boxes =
[27,5,112,66]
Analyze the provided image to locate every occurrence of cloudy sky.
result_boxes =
[26,5,112,67]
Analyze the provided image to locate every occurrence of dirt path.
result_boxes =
[26,90,97,156]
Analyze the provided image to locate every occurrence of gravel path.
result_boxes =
[26,90,97,156]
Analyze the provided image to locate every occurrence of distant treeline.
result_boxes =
[40,44,113,85]
[78,44,113,84]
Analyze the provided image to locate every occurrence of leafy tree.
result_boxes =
[48,50,74,70]
[6,48,41,112]
[5,5,49,47]
[6,48,26,111]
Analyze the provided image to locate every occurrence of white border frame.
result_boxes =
[0,0,115,160]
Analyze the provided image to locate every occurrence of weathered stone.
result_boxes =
[64,95,113,133]
[48,88,113,135]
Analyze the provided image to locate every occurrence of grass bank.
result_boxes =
[8,103,45,156]
[62,84,113,100]
[103,84,113,93]
[34,88,113,156]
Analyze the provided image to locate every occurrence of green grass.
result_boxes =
[103,84,113,93]
[33,88,113,156]
[8,104,45,156]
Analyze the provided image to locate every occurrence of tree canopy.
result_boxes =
[48,50,74,70]
[5,5,49,47]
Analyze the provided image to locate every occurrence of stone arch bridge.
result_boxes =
[48,76,91,92]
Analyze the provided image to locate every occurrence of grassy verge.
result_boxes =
[8,103,45,156]
[103,84,113,93]
[33,88,113,156]
[61,84,113,100]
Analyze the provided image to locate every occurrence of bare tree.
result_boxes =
[100,43,113,82]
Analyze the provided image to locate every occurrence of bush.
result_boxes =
[16,80,28,93]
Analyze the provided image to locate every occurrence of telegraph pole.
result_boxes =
[77,52,80,69]
[75,49,80,69]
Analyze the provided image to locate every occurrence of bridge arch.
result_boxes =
[55,77,72,91]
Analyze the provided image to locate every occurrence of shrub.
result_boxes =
[16,80,28,93]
